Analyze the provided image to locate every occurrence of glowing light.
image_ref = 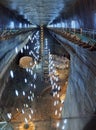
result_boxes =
[71,20,80,28]
[56,23,61,28]
[25,104,29,108]
[24,118,28,123]
[59,113,61,117]
[24,24,27,28]
[28,35,31,40]
[23,91,25,96]
[52,85,54,90]
[55,110,58,115]
[7,113,12,119]
[53,92,55,97]
[28,96,30,100]
[24,78,27,83]
[24,45,27,50]
[21,48,23,53]
[15,90,19,96]
[10,70,14,78]
[27,45,29,50]
[30,91,32,94]
[60,94,66,104]
[55,85,58,89]
[25,68,28,72]
[34,60,37,65]
[28,69,30,72]
[62,126,65,129]
[9,21,14,29]
[31,83,33,87]
[58,86,61,91]
[15,47,18,54]
[56,100,59,104]
[54,101,56,106]
[31,70,33,75]
[29,114,31,119]
[61,100,64,104]
[34,84,36,89]
[55,91,57,95]
[32,93,34,98]
[22,109,25,114]
[34,73,37,80]
[16,108,19,111]
[19,23,22,28]
[56,77,59,81]
[56,122,60,127]
[64,119,67,124]
[31,109,33,114]
[31,96,33,101]
[60,107,63,111]
[57,94,60,98]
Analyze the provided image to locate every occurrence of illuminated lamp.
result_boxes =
[54,70,59,76]
[60,94,66,103]
[19,56,34,68]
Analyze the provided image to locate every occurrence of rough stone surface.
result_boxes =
[0,31,33,100]
[53,33,96,130]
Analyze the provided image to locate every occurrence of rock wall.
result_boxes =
[0,31,33,100]
[52,32,96,130]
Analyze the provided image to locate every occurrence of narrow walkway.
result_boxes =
[48,28,96,51]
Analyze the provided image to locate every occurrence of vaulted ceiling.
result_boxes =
[0,0,78,25]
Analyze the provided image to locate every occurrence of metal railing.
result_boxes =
[65,28,96,40]
[48,28,96,47]
[0,28,35,40]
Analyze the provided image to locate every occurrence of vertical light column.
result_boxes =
[43,38,49,82]
[40,25,44,61]
[40,25,44,80]
[40,26,49,82]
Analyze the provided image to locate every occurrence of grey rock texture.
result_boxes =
[0,31,33,100]
[53,32,96,130]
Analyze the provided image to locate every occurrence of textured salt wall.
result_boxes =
[0,31,33,100]
[63,49,96,130]
[51,32,96,130]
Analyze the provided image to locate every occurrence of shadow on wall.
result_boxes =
[83,112,96,130]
